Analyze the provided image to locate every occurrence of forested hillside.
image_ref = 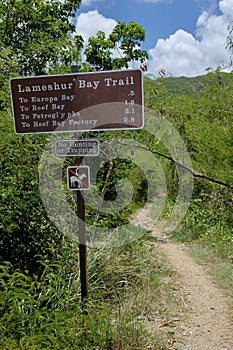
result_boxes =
[144,71,232,251]
[1,69,232,349]
[0,0,232,348]
[145,71,233,185]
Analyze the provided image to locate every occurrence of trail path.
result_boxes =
[132,207,233,350]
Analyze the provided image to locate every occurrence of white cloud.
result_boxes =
[81,0,102,5]
[76,1,233,76]
[76,10,117,45]
[219,0,233,16]
[81,0,92,5]
[149,0,233,76]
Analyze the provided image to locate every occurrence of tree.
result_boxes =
[84,21,148,71]
[0,0,85,273]
[0,0,83,76]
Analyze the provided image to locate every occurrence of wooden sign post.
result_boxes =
[75,157,88,307]
[10,68,144,307]
[77,190,88,305]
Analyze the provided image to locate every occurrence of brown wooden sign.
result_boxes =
[10,69,144,134]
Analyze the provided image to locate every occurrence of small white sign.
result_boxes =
[55,139,99,157]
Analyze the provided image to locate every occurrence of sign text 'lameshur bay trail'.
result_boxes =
[10,69,144,134]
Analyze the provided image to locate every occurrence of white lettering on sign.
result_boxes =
[67,111,80,118]
[77,80,100,90]
[32,112,66,120]
[51,104,65,111]
[61,94,75,101]
[32,104,49,111]
[55,139,100,157]
[10,69,143,134]
[33,120,49,127]
[17,76,135,94]
[68,119,97,126]
[52,120,65,127]
[31,96,58,103]
[104,76,134,87]
[17,81,74,93]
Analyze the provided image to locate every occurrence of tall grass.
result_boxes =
[170,187,233,300]
[0,226,180,349]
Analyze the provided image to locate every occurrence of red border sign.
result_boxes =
[67,166,90,190]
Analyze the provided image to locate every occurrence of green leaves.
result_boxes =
[0,113,63,272]
[0,261,85,348]
[0,0,83,76]
[145,72,233,185]
[85,21,148,71]
[0,1,148,75]
[84,31,114,71]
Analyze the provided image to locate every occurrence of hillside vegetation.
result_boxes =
[144,71,233,283]
[0,70,233,349]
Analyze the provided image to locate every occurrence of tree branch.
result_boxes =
[118,141,233,189]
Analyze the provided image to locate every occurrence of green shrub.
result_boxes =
[0,261,113,349]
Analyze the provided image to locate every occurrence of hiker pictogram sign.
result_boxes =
[67,166,90,190]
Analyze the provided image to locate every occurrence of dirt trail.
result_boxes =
[132,208,233,350]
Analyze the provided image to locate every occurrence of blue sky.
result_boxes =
[76,0,233,76]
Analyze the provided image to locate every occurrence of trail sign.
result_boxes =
[55,139,99,157]
[67,166,90,190]
[10,69,144,134]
